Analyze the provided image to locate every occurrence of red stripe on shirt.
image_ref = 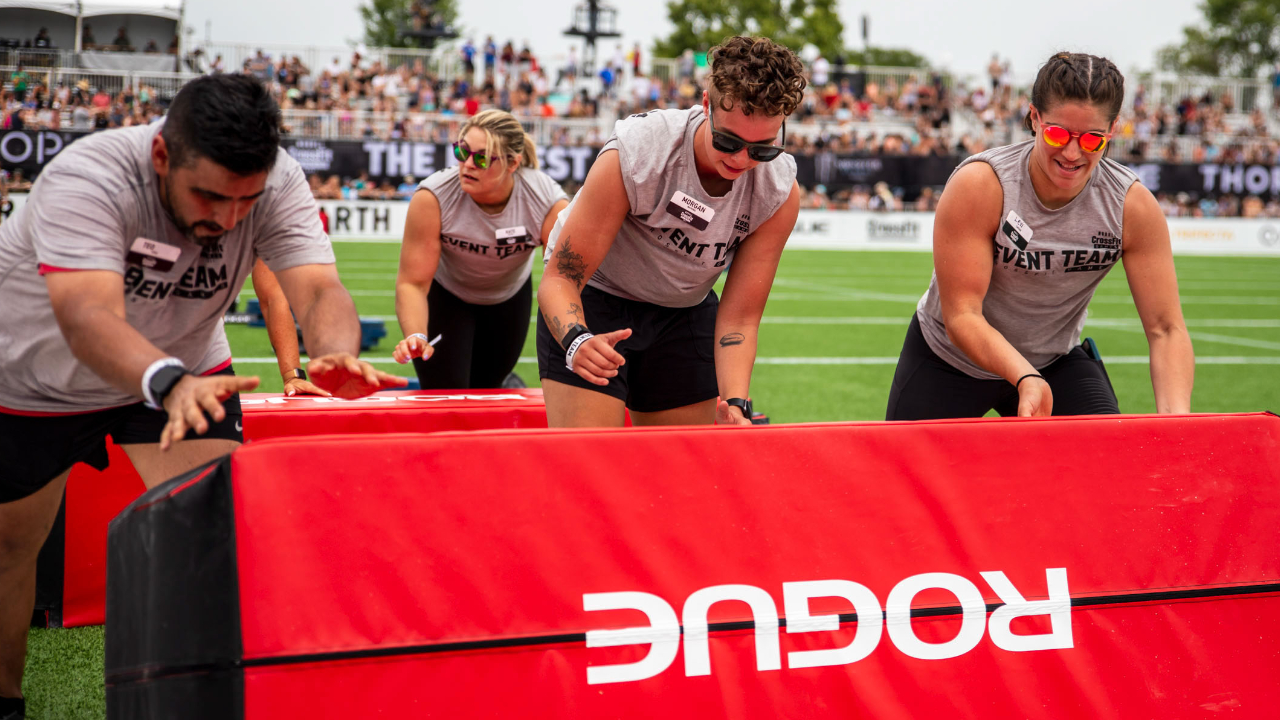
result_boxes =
[201,358,233,376]
[38,264,84,275]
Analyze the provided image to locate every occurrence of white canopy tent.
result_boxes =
[0,0,184,55]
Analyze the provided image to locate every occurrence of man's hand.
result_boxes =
[570,329,631,386]
[160,374,260,451]
[283,376,332,397]
[716,400,754,426]
[393,335,435,364]
[1016,376,1053,417]
[307,353,408,398]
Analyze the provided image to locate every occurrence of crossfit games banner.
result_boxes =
[105,414,1280,718]
[14,128,1280,199]
[280,137,602,185]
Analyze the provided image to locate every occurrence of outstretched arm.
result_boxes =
[252,258,330,396]
[393,189,442,364]
[933,162,1051,416]
[713,182,800,425]
[273,262,407,398]
[1122,182,1194,413]
[536,150,632,385]
[46,270,259,449]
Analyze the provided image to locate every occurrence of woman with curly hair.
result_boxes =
[536,35,805,427]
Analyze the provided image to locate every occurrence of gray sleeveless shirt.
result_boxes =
[420,166,567,305]
[916,141,1138,378]
[544,106,796,308]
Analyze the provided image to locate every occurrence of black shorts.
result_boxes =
[411,276,531,389]
[536,285,719,413]
[0,366,244,504]
[886,314,1120,421]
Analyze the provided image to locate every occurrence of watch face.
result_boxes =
[149,366,188,404]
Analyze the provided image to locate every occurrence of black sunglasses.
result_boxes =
[453,141,496,170]
[707,109,786,162]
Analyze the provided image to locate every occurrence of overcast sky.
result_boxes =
[183,0,1205,85]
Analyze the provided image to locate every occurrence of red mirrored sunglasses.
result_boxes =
[1040,123,1109,153]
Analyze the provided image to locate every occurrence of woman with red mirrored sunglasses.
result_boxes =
[536,36,804,428]
[393,109,569,389]
[887,52,1193,420]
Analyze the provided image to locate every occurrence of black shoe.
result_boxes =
[0,696,24,720]
[501,371,527,389]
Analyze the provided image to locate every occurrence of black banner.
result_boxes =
[7,129,1280,200]
[1,129,81,177]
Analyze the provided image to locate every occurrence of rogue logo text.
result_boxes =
[583,568,1071,685]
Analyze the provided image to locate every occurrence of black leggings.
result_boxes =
[411,277,531,389]
[886,314,1120,420]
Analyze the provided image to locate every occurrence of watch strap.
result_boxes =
[724,397,752,419]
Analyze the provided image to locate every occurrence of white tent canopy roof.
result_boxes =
[0,0,181,20]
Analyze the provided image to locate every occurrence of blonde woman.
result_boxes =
[393,109,569,388]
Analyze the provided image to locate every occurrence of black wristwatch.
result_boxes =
[148,365,190,409]
[724,397,753,419]
[559,324,591,351]
[287,367,307,381]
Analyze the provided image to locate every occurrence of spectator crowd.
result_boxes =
[5,44,1280,218]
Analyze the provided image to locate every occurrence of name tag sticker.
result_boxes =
[664,190,714,231]
[495,225,531,246]
[125,237,182,272]
[1002,211,1033,251]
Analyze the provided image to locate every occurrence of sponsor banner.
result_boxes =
[11,129,1280,200]
[797,152,960,190]
[788,210,935,251]
[316,199,408,239]
[1130,161,1280,198]
[785,211,1279,256]
[6,192,1279,256]
[106,413,1280,716]
[0,129,79,175]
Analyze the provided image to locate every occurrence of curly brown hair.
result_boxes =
[707,36,807,117]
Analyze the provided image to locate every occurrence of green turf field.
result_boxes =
[22,245,1280,719]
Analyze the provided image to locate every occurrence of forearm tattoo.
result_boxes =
[719,333,746,348]
[555,235,587,289]
[567,302,583,326]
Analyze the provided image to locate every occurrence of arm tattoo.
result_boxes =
[567,302,583,326]
[554,235,587,290]
[719,333,746,348]
[550,314,563,338]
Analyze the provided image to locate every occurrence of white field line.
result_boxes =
[360,315,1280,331]
[1095,322,1280,351]
[770,278,921,303]
[338,273,399,280]
[1175,281,1280,291]
[231,355,1280,366]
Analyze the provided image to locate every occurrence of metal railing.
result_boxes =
[1130,72,1275,114]
[0,47,72,69]
[196,42,464,82]
[0,65,189,97]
